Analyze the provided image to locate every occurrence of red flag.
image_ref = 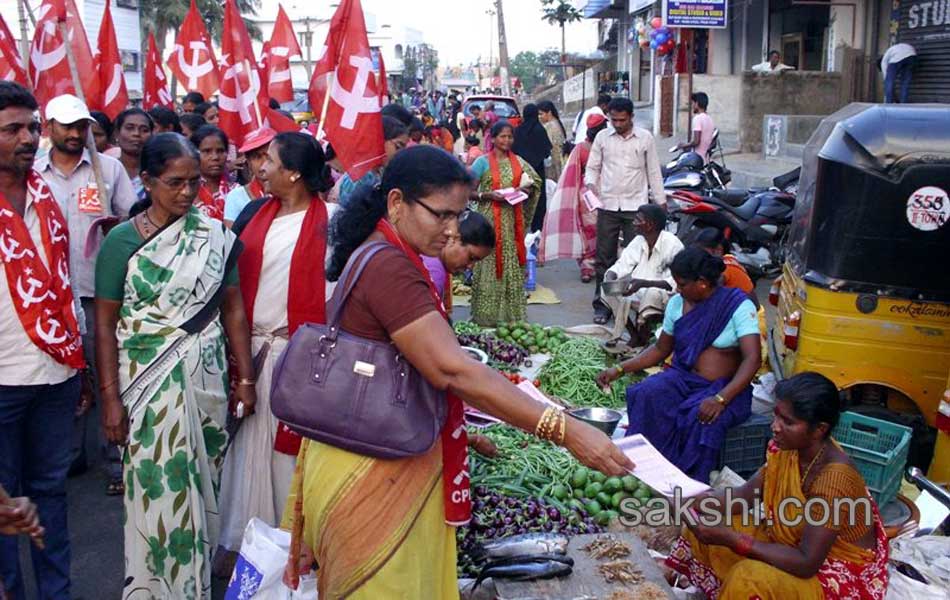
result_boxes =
[265,5,302,103]
[143,33,173,110]
[217,0,263,146]
[95,0,128,120]
[29,0,101,110]
[308,0,384,179]
[376,50,388,101]
[0,14,28,86]
[257,41,271,98]
[167,0,220,99]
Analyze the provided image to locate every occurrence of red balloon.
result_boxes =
[664,39,676,51]
[650,17,662,29]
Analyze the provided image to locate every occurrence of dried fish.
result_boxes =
[581,534,631,560]
[598,559,644,585]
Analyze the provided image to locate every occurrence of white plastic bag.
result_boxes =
[225,518,318,600]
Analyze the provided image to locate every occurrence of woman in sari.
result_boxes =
[190,125,235,221]
[540,113,608,283]
[469,121,542,326]
[537,100,567,182]
[95,133,256,598]
[512,104,552,232]
[217,132,336,557]
[667,372,889,599]
[280,145,633,599]
[596,247,761,482]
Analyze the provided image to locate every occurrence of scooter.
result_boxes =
[906,466,950,536]
[666,167,800,282]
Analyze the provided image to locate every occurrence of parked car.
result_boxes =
[280,89,313,124]
[461,95,521,127]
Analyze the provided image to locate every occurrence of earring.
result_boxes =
[290,175,299,183]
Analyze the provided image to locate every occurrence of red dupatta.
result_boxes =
[488,151,526,280]
[375,219,471,526]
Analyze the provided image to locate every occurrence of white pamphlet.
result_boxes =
[496,187,529,206]
[582,189,604,211]
[615,434,711,498]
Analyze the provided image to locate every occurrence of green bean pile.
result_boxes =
[538,337,641,409]
[470,425,580,512]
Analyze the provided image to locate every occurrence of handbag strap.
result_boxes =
[324,241,390,338]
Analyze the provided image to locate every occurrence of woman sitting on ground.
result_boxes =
[596,247,760,482]
[667,371,889,599]
[694,228,754,296]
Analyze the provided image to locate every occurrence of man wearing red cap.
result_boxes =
[224,127,276,227]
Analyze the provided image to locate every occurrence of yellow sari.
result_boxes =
[281,439,459,599]
[667,441,889,599]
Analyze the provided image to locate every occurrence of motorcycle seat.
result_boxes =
[711,188,751,207]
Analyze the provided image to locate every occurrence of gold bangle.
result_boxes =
[715,393,726,405]
[535,407,560,442]
[554,411,567,445]
[615,365,624,377]
[237,378,256,387]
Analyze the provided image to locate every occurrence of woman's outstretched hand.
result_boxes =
[563,418,635,477]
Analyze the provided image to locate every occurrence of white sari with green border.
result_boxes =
[117,208,237,599]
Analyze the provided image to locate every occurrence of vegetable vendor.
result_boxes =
[422,209,495,313]
[596,247,760,483]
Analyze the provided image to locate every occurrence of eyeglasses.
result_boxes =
[155,177,201,191]
[414,198,464,224]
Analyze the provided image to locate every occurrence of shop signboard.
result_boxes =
[662,0,727,28]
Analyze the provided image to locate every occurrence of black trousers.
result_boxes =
[593,209,639,309]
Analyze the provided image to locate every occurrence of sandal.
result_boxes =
[106,477,125,496]
[580,273,593,284]
[593,312,610,325]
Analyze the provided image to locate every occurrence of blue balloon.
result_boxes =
[650,39,659,50]
[659,26,671,35]
[650,30,658,39]
[655,32,668,44]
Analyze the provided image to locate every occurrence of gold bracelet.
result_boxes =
[535,407,559,441]
[237,378,256,387]
[554,411,567,445]
[715,393,726,405]
[615,365,624,377]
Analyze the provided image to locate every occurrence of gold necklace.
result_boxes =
[800,442,827,486]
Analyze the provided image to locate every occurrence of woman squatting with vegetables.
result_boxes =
[279,146,633,598]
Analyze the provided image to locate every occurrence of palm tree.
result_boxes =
[540,0,582,65]
[141,0,262,56]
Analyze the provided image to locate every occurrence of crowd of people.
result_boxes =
[0,75,889,600]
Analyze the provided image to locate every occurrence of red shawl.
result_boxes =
[195,176,233,221]
[488,152,526,280]
[375,220,471,526]
[238,197,329,455]
[0,172,84,369]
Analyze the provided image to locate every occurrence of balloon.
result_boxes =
[650,29,658,39]
[640,39,650,48]
[658,26,671,35]
[636,23,645,33]
[650,39,659,50]
[650,16,662,29]
[655,32,668,44]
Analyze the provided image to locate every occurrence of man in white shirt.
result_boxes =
[0,81,89,599]
[584,97,666,324]
[34,94,136,482]
[881,43,917,103]
[572,93,612,144]
[602,205,684,349]
[752,50,795,73]
[676,92,716,163]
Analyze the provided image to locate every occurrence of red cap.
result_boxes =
[238,127,277,153]
[586,113,607,129]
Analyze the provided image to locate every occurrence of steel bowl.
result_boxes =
[567,407,623,436]
[601,277,630,297]
[461,346,489,364]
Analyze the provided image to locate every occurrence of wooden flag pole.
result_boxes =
[316,71,334,140]
[58,19,108,211]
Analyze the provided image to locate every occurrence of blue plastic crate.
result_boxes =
[719,414,773,478]
[833,412,912,506]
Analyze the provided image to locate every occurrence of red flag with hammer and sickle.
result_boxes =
[265,5,302,103]
[218,0,264,147]
[308,0,384,179]
[29,0,101,111]
[0,14,28,87]
[167,0,220,99]
[95,0,129,120]
[143,32,173,110]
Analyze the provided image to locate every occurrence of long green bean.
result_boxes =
[538,337,642,409]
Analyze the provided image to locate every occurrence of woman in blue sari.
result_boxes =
[597,247,761,483]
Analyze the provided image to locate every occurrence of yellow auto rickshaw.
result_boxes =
[769,103,950,483]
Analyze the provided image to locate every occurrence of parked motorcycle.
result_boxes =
[663,130,732,193]
[666,167,800,283]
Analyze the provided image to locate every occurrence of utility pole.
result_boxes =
[16,0,32,87]
[495,0,510,95]
[486,7,495,87]
[302,17,313,80]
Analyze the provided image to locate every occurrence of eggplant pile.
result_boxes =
[456,333,529,371]
[457,487,603,578]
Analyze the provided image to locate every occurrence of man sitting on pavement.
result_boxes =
[602,204,683,351]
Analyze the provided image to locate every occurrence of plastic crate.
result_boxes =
[833,412,912,507]
[719,414,773,478]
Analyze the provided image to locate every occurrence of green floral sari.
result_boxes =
[117,207,237,599]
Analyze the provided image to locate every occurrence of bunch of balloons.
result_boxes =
[634,20,650,48]
[648,17,677,56]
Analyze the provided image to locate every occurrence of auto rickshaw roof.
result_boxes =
[789,103,950,301]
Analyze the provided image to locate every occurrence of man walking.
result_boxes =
[881,43,917,103]
[34,94,135,489]
[584,97,666,324]
[0,81,88,600]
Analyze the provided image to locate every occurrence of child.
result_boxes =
[464,135,484,166]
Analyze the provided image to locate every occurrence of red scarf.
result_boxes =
[195,176,231,221]
[488,152,526,280]
[247,178,265,200]
[238,197,329,455]
[375,220,471,526]
[0,171,84,369]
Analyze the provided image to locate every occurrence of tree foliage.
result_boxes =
[509,49,561,92]
[540,0,583,30]
[141,0,263,53]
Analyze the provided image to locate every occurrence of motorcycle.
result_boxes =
[663,129,732,194]
[666,167,800,283]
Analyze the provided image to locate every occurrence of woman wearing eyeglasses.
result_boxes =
[94,133,256,598]
[468,120,542,326]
